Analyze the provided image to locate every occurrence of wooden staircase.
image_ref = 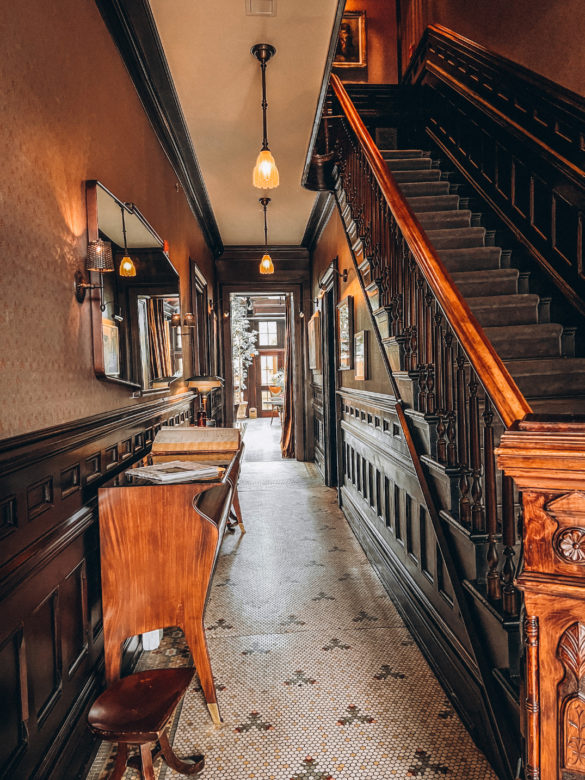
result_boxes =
[314,71,585,780]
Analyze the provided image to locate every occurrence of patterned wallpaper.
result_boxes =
[0,0,215,439]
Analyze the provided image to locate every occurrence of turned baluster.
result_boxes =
[425,290,436,415]
[434,310,446,461]
[456,348,471,526]
[483,397,501,599]
[444,332,457,468]
[416,273,427,410]
[501,474,518,615]
[468,376,485,533]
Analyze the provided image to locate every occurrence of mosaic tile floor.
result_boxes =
[87,419,498,780]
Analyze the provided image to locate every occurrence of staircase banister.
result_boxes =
[330,73,532,428]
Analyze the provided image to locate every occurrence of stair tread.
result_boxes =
[437,247,501,271]
[398,181,451,197]
[450,268,520,296]
[385,157,433,170]
[424,226,486,248]
[467,293,540,306]
[417,210,472,228]
[392,169,442,183]
[380,149,425,158]
[410,194,460,212]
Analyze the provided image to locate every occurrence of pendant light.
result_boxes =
[251,43,280,189]
[119,205,136,277]
[259,196,274,275]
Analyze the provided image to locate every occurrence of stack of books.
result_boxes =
[126,460,221,484]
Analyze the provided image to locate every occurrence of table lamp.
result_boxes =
[186,375,224,426]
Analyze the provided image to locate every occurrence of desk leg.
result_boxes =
[104,630,122,685]
[183,619,222,724]
[232,488,245,534]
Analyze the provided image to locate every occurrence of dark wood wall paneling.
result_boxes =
[311,382,325,479]
[336,387,514,770]
[0,393,193,779]
[405,26,585,318]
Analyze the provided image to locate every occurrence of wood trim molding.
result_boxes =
[302,193,335,251]
[93,0,223,257]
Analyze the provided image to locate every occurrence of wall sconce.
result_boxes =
[317,261,348,294]
[74,238,114,311]
[251,43,280,189]
[170,312,196,332]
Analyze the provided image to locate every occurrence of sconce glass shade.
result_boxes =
[86,239,114,272]
[253,149,280,189]
[259,253,274,275]
[119,254,136,277]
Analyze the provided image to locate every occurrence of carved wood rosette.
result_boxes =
[496,421,585,780]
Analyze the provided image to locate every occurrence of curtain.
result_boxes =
[280,295,295,458]
[148,298,173,379]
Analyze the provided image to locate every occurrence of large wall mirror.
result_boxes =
[87,181,182,391]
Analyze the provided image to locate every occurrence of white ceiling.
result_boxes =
[149,0,339,246]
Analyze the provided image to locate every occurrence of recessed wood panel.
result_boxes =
[60,464,80,498]
[513,160,530,218]
[0,628,27,776]
[28,590,61,725]
[26,477,53,521]
[61,562,88,678]
[532,175,552,238]
[553,193,579,266]
[0,496,17,539]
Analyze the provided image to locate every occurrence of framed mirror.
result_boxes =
[86,181,182,391]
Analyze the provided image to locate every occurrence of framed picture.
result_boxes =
[354,330,368,381]
[307,311,322,371]
[337,296,353,370]
[334,11,367,69]
[102,319,120,376]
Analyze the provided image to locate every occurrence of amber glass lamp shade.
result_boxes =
[259,253,274,275]
[253,148,280,189]
[86,239,114,272]
[119,254,136,277]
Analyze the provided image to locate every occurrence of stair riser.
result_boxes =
[418,212,472,230]
[485,329,563,359]
[386,158,432,171]
[470,300,539,327]
[452,275,519,297]
[425,227,486,249]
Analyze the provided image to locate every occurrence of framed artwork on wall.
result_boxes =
[337,296,353,370]
[333,11,367,69]
[307,311,322,371]
[354,330,368,380]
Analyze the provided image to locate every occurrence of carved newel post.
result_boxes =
[496,420,585,780]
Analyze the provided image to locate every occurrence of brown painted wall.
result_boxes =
[0,0,214,439]
[334,0,398,84]
[311,204,391,394]
[428,0,585,98]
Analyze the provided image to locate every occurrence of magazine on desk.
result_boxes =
[126,460,222,484]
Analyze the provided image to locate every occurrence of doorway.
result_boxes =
[321,286,338,487]
[231,294,287,422]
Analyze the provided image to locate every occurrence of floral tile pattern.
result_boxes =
[86,420,497,780]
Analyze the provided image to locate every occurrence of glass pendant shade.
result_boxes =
[259,253,274,275]
[119,254,136,277]
[253,149,279,189]
[86,239,114,272]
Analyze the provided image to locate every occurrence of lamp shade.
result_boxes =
[186,375,224,393]
[253,149,280,189]
[119,254,136,277]
[259,253,274,275]
[86,239,114,272]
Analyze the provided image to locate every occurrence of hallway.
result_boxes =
[89,420,497,779]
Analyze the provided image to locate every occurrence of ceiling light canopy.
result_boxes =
[251,43,280,190]
[259,196,274,275]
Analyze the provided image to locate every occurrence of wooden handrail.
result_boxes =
[330,73,532,428]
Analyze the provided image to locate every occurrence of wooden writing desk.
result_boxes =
[98,429,243,724]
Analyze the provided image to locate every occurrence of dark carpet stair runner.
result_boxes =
[382,149,585,415]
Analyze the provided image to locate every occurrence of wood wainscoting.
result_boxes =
[0,393,193,779]
[336,387,516,775]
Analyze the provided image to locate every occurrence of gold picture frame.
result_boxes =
[334,11,367,69]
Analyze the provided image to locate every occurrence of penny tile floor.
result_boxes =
[87,419,498,779]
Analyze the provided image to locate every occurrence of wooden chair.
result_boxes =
[88,668,204,779]
[268,385,284,425]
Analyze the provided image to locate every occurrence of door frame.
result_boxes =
[319,261,340,488]
[221,283,307,461]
